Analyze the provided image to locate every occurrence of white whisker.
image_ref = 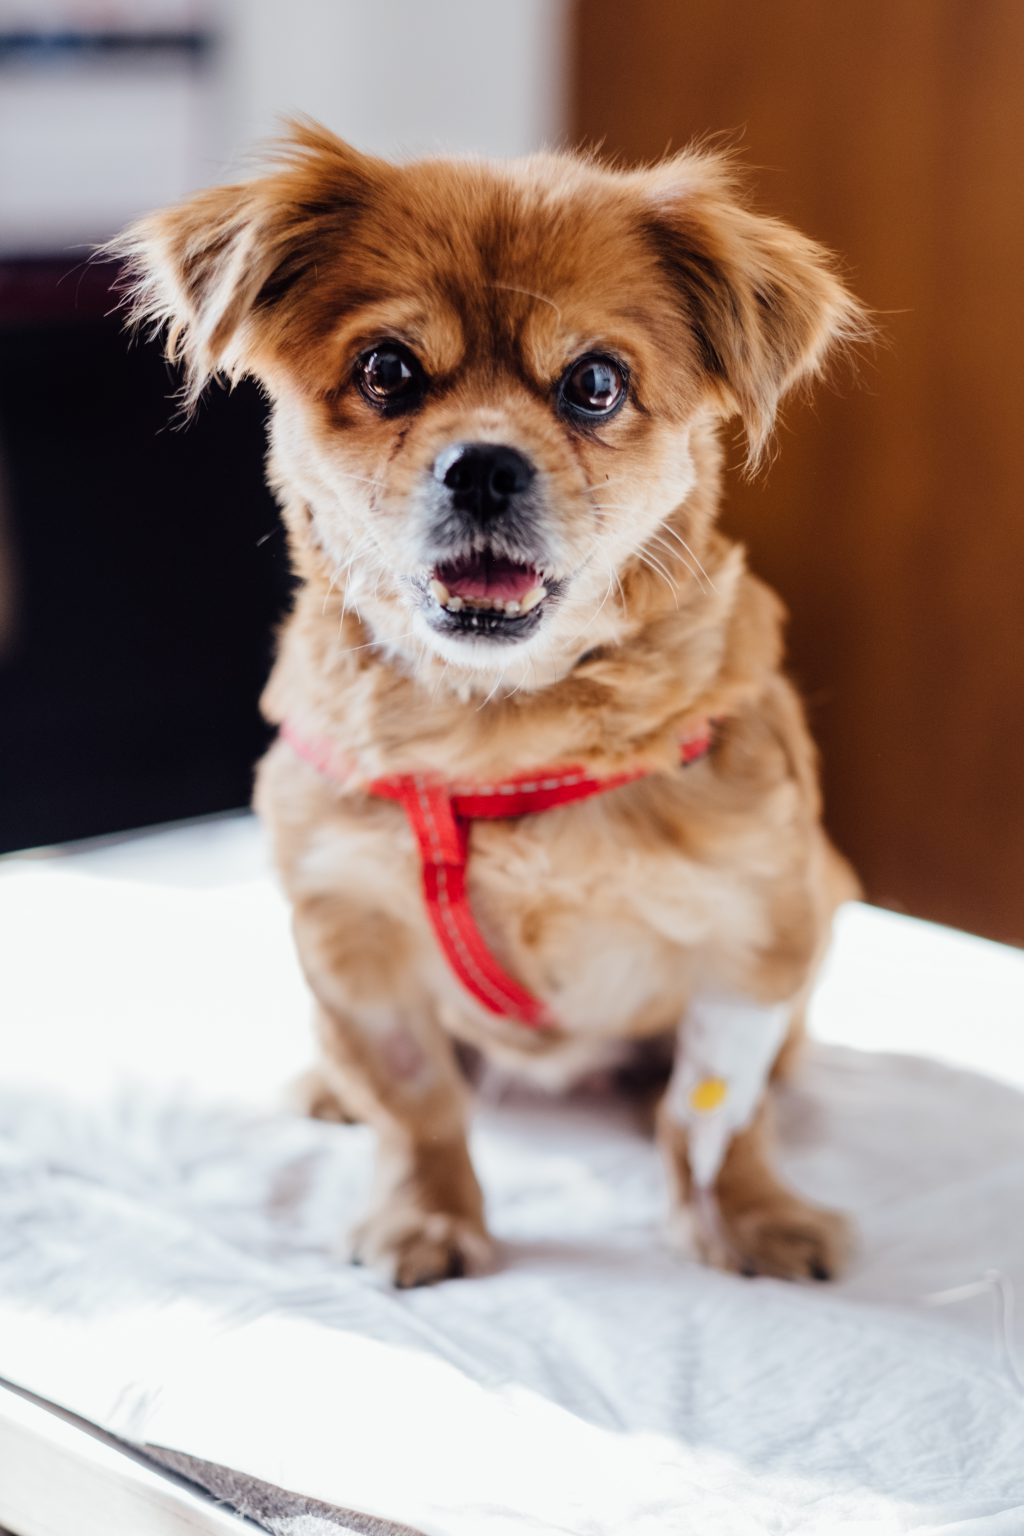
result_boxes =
[477,668,509,711]
[503,650,537,701]
[588,493,715,598]
[334,469,386,490]
[430,653,454,703]
[581,475,633,495]
[487,282,563,321]
[647,530,708,594]
[656,521,717,592]
[566,565,618,646]
[633,547,680,607]
[338,630,417,658]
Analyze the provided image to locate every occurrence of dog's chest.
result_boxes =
[288,766,781,1042]
[455,791,770,1036]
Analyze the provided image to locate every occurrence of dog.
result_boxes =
[117,120,866,1287]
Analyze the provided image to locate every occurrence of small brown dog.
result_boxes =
[119,121,865,1287]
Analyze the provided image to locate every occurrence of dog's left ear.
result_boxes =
[108,120,382,405]
[641,153,867,466]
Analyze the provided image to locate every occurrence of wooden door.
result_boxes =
[573,0,1024,943]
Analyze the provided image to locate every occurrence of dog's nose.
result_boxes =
[433,443,535,518]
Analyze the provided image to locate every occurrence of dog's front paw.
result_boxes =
[699,1191,852,1282]
[349,1205,495,1288]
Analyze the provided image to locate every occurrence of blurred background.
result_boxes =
[0,0,1021,944]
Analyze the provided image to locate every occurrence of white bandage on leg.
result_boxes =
[666,994,792,1190]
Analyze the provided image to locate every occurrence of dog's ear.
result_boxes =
[641,152,867,466]
[109,120,381,405]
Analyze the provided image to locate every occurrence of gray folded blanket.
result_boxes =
[147,1444,424,1536]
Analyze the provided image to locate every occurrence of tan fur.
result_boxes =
[117,122,865,1285]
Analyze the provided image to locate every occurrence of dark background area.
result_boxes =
[0,259,291,852]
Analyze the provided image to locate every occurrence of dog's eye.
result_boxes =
[355,344,424,410]
[559,354,627,419]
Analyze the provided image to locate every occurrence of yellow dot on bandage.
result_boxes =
[689,1077,728,1113]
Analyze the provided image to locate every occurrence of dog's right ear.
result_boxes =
[637,149,868,469]
[109,121,381,405]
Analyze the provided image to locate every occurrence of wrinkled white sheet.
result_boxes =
[1,814,1023,1535]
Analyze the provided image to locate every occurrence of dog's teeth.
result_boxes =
[437,584,544,621]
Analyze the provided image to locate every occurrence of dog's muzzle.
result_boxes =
[420,441,558,642]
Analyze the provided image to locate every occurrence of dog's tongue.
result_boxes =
[436,554,540,601]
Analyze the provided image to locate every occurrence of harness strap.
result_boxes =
[282,721,715,1030]
[374,775,553,1027]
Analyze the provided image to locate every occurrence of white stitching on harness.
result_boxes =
[413,775,524,1015]
[448,773,589,797]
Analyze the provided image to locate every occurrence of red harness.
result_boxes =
[281,720,714,1030]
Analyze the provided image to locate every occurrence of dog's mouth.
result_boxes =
[423,551,556,641]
